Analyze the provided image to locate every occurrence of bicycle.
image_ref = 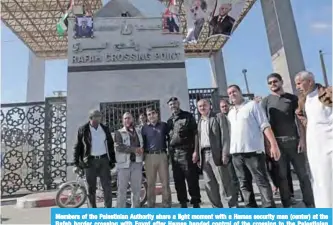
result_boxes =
[55,162,148,208]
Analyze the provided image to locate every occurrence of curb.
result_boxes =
[1,199,17,206]
[15,185,163,209]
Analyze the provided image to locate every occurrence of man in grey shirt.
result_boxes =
[261,73,314,208]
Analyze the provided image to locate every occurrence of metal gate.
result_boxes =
[100,100,160,132]
[188,88,255,121]
[188,88,219,121]
[0,97,67,196]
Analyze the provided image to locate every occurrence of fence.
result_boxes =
[1,97,67,196]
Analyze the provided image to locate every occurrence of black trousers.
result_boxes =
[232,152,276,208]
[84,156,112,208]
[266,155,294,196]
[274,139,314,207]
[170,148,201,204]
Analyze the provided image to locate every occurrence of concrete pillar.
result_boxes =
[261,0,305,94]
[26,51,45,102]
[209,49,228,96]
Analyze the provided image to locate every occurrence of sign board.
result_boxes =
[67,17,185,66]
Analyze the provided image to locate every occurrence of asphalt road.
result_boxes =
[1,182,307,225]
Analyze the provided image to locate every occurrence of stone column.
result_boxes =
[261,0,305,94]
[26,51,45,102]
[209,49,228,96]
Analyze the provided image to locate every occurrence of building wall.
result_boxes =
[66,17,189,179]
[261,0,305,94]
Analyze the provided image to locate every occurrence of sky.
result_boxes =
[1,0,332,104]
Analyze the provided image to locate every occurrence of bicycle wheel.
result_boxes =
[55,181,87,208]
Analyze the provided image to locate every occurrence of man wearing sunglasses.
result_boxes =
[73,109,115,208]
[261,73,314,208]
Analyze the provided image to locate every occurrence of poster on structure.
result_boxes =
[162,0,182,34]
[74,16,94,38]
[183,0,216,44]
[183,0,246,44]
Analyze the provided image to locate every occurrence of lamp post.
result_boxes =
[319,50,329,86]
[242,69,250,94]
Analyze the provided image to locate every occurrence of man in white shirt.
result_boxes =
[294,71,333,208]
[73,110,115,208]
[227,85,281,208]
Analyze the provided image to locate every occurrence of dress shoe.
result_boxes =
[180,203,187,208]
[193,203,200,208]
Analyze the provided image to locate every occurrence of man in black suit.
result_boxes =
[209,3,235,36]
[73,109,115,208]
[78,18,93,37]
[167,16,180,33]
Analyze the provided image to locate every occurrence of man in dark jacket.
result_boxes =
[167,97,201,208]
[209,3,235,36]
[73,109,115,208]
[193,99,238,208]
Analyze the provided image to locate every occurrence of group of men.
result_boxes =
[73,98,201,208]
[73,70,332,209]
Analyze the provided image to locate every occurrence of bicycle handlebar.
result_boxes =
[66,162,75,166]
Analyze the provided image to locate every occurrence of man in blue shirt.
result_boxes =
[141,108,172,208]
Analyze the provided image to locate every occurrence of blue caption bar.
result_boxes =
[51,208,333,225]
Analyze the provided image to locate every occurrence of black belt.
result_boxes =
[201,147,211,152]
[145,150,166,154]
[90,154,108,159]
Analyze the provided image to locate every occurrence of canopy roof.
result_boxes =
[1,0,256,59]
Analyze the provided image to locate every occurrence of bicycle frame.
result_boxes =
[58,173,88,193]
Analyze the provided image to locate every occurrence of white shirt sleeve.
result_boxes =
[251,101,270,132]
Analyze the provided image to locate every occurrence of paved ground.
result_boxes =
[1,178,306,224]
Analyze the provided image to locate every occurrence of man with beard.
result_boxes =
[167,97,201,208]
[261,73,314,208]
[295,71,332,208]
[114,112,144,208]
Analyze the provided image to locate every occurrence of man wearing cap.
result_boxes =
[73,109,115,208]
[167,97,201,208]
[114,112,144,208]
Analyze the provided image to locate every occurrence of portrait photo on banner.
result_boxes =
[162,0,182,34]
[183,0,215,44]
[183,0,245,44]
[74,16,94,39]
[208,0,245,38]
